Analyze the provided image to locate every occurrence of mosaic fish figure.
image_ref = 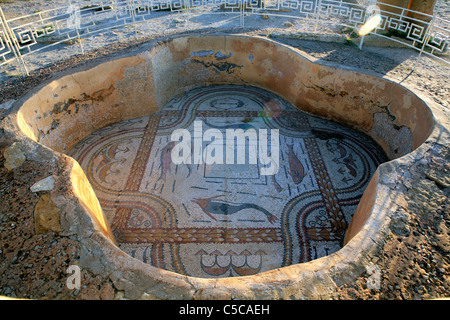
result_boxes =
[191,195,278,224]
[201,116,256,131]
[158,141,176,181]
[287,144,306,184]
[312,129,343,140]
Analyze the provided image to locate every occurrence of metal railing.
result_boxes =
[0,0,448,77]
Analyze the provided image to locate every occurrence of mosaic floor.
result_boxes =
[68,85,387,278]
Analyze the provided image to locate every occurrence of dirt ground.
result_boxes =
[0,20,449,299]
[0,153,115,299]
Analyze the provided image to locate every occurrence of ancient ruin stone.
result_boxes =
[34,194,62,234]
[390,209,411,237]
[30,176,55,193]
[3,142,26,171]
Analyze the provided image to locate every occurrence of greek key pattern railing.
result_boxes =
[0,0,448,76]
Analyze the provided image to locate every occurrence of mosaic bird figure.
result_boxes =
[327,140,358,179]
[342,153,357,178]
[287,144,306,184]
[191,195,278,224]
[96,143,128,184]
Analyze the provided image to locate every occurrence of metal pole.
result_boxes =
[67,0,84,55]
[359,35,365,50]
[314,0,322,33]
[184,0,190,30]
[358,1,372,50]
[240,0,245,28]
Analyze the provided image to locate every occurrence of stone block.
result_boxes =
[34,194,62,234]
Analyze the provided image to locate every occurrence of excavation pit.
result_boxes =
[1,34,443,299]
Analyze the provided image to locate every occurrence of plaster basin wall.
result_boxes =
[3,34,438,299]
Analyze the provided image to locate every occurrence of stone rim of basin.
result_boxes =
[1,33,446,299]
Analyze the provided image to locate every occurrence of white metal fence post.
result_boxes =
[0,6,29,76]
[66,0,84,55]
[419,0,441,58]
